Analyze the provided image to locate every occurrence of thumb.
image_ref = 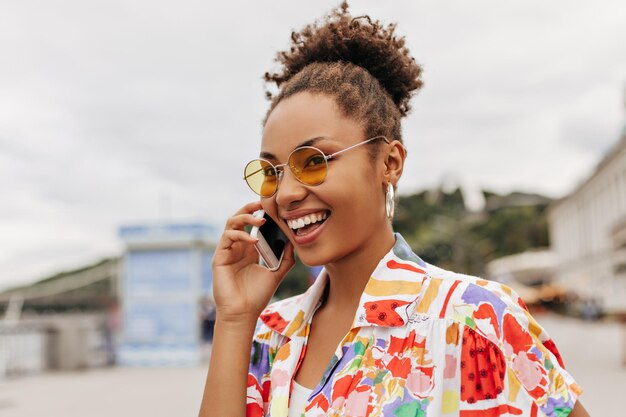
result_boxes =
[274,241,296,279]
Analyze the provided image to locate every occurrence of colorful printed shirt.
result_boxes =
[246,233,582,417]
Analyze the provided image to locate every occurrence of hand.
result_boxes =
[211,201,295,324]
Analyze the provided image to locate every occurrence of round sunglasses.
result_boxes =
[243,136,389,197]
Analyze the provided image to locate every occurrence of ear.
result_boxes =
[382,140,406,187]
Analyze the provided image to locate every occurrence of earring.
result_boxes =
[385,183,395,220]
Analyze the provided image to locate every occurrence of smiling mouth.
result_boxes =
[286,210,330,236]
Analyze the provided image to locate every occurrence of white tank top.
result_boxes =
[288,380,313,417]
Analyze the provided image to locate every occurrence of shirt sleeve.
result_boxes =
[246,318,273,417]
[460,283,583,417]
[501,305,582,416]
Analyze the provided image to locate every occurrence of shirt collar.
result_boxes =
[259,233,428,338]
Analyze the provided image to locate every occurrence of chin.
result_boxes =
[295,241,350,268]
[296,251,327,268]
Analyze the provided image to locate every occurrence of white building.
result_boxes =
[548,131,626,313]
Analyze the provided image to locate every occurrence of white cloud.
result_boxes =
[0,0,625,289]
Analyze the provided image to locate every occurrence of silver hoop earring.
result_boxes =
[385,183,395,220]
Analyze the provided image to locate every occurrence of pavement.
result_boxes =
[538,313,625,415]
[0,312,623,416]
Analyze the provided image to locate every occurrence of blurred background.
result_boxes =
[1,0,625,415]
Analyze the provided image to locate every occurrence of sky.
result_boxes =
[1,0,625,290]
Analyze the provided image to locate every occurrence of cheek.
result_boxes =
[260,199,279,222]
[328,172,384,217]
[260,198,298,238]
[259,199,270,213]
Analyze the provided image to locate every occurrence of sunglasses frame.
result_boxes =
[243,135,390,197]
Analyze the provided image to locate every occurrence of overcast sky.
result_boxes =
[1,0,625,290]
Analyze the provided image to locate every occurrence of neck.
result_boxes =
[320,223,396,315]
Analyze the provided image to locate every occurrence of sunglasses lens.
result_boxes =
[289,147,327,185]
[244,160,278,197]
[243,147,328,196]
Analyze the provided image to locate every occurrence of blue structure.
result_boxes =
[117,223,218,366]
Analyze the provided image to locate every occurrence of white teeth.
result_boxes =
[286,211,329,230]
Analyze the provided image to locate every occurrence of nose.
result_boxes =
[274,165,308,208]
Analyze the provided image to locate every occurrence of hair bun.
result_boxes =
[264,2,423,116]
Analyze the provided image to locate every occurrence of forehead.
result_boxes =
[261,92,364,159]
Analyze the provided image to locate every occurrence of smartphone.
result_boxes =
[250,210,289,271]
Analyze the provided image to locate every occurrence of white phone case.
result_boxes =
[250,210,284,271]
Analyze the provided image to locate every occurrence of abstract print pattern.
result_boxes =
[246,233,582,417]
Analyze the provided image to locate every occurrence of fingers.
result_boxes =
[233,200,263,216]
[226,213,266,231]
[273,241,296,277]
[217,229,258,251]
[215,201,265,263]
[224,201,265,231]
[281,240,295,263]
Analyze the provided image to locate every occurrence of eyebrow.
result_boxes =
[259,136,331,160]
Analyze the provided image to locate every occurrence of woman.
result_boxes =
[199,3,588,416]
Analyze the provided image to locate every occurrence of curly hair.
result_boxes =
[263,2,423,158]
